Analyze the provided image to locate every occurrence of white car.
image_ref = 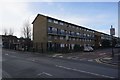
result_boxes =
[115,44,120,48]
[84,46,93,52]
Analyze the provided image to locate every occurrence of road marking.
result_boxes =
[2,70,12,78]
[10,55,16,57]
[88,59,93,62]
[38,72,53,76]
[5,54,8,55]
[67,57,72,59]
[95,58,118,67]
[71,57,79,60]
[103,57,112,60]
[67,57,79,60]
[52,54,62,57]
[59,56,63,58]
[99,53,106,55]
[4,54,16,58]
[32,59,35,61]
[79,58,86,60]
[56,65,115,78]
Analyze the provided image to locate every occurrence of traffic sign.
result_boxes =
[110,25,115,35]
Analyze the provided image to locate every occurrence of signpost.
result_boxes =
[110,25,115,58]
[110,25,115,35]
[66,35,69,53]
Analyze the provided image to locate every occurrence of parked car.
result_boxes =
[83,46,93,52]
[115,44,120,48]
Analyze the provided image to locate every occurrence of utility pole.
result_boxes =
[111,35,114,57]
[110,25,115,58]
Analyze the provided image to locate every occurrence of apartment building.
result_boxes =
[32,14,112,52]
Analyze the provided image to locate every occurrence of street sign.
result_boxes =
[110,25,115,35]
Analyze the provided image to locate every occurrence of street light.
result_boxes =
[110,25,115,58]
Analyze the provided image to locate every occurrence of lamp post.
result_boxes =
[110,25,115,58]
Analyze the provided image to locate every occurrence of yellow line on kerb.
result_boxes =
[95,58,118,67]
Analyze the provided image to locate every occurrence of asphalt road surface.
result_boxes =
[2,49,118,78]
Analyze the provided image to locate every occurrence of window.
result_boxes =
[69,31,71,35]
[90,39,91,42]
[60,36,64,40]
[69,37,71,40]
[76,38,79,41]
[48,27,52,30]
[83,33,86,37]
[87,39,89,42]
[69,25,72,28]
[76,27,79,29]
[72,38,75,41]
[87,34,90,37]
[71,44,75,50]
[65,30,67,35]
[79,39,81,41]
[54,36,57,39]
[59,22,64,25]
[48,35,52,40]
[72,26,75,28]
[84,29,86,31]
[52,27,57,33]
[60,44,65,48]
[61,29,65,34]
[65,23,68,27]
[48,19,52,22]
[83,39,85,42]
[53,20,58,24]
[76,32,80,36]
[48,27,52,33]
[71,32,74,36]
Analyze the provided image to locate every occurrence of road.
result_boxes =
[2,49,118,78]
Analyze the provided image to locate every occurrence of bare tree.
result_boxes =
[3,28,14,36]
[22,21,31,39]
[3,28,8,35]
[9,28,14,36]
[22,20,31,51]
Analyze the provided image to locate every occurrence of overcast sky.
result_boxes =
[0,0,119,38]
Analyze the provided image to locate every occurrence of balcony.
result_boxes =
[48,30,66,36]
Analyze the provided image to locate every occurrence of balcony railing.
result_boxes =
[48,30,95,39]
